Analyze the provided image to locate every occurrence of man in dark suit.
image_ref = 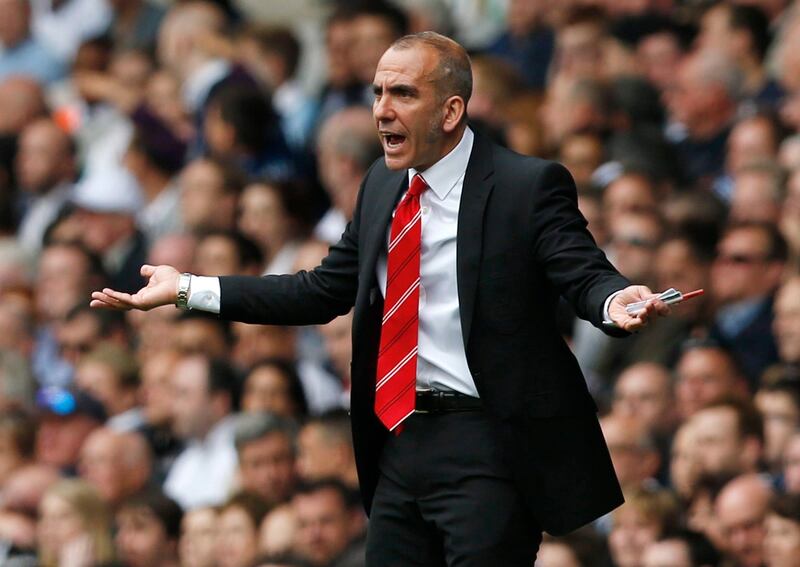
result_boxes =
[92,32,669,566]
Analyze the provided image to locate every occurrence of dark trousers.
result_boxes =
[365,410,542,566]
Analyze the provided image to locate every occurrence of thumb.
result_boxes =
[140,264,156,277]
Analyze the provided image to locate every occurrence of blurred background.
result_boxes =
[0,0,799,566]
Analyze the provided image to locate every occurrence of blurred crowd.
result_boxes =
[0,0,799,566]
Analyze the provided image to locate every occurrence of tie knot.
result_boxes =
[407,174,428,198]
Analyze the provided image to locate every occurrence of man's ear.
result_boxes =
[442,95,466,133]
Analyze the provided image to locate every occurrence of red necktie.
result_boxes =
[375,174,428,431]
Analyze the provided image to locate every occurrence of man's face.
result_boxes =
[782,434,800,493]
[56,313,101,366]
[239,433,296,506]
[15,120,70,194]
[293,488,353,567]
[764,513,800,567]
[170,357,214,440]
[78,430,125,504]
[755,390,800,468]
[712,227,778,304]
[690,407,746,476]
[179,160,230,231]
[297,424,339,482]
[115,507,172,567]
[716,486,768,567]
[675,349,739,418]
[773,280,800,363]
[179,508,217,567]
[609,506,661,567]
[36,246,90,321]
[35,413,99,468]
[612,365,673,432]
[373,46,447,171]
[607,213,661,283]
[241,365,295,416]
[655,240,709,319]
[730,172,780,223]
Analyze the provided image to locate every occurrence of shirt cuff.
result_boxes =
[187,276,221,313]
[602,289,625,327]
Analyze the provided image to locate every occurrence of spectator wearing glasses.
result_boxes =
[710,222,787,387]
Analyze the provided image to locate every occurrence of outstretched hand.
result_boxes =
[607,285,671,332]
[90,264,180,311]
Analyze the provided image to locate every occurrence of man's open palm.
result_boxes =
[90,264,180,311]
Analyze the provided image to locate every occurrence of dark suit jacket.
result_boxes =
[218,132,629,535]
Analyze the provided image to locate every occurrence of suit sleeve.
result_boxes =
[217,170,371,326]
[529,162,630,336]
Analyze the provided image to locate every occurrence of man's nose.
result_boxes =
[373,95,394,121]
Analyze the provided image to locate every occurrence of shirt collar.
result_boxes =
[409,126,474,201]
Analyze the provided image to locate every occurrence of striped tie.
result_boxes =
[375,174,428,431]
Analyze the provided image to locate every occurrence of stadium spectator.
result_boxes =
[755,375,800,473]
[764,494,800,567]
[178,506,217,567]
[297,410,358,490]
[163,355,239,509]
[215,491,270,567]
[714,474,772,567]
[773,275,800,365]
[674,341,748,419]
[114,489,183,567]
[234,412,298,507]
[0,0,64,84]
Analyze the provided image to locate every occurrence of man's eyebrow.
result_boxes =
[372,83,419,97]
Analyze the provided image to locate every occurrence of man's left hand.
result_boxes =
[607,285,671,332]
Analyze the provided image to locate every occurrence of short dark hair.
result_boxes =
[198,356,240,410]
[728,3,771,62]
[352,0,409,38]
[391,31,472,107]
[243,25,302,79]
[770,493,800,523]
[304,409,351,446]
[293,478,360,510]
[210,86,280,153]
[234,410,298,454]
[702,396,764,444]
[657,529,722,567]
[118,489,183,540]
[220,491,270,528]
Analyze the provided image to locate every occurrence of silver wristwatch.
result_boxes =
[176,272,192,309]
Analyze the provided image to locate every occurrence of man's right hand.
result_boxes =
[90,264,180,311]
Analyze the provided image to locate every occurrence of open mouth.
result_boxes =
[382,132,406,150]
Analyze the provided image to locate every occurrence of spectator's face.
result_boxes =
[783,434,800,494]
[293,488,353,567]
[140,350,179,426]
[319,314,352,382]
[15,120,72,194]
[78,430,126,504]
[535,541,580,567]
[203,103,235,158]
[56,312,102,366]
[180,508,218,567]
[675,349,740,418]
[75,359,132,418]
[559,133,603,188]
[0,0,29,48]
[242,366,295,417]
[36,246,91,321]
[691,407,749,476]
[603,175,658,223]
[608,214,661,283]
[601,417,659,489]
[612,364,673,432]
[764,513,800,567]
[215,506,259,567]
[238,183,289,256]
[173,319,229,359]
[37,493,85,559]
[326,19,356,88]
[730,171,781,223]
[665,56,725,136]
[655,240,709,320]
[231,323,296,372]
[712,227,781,304]
[297,424,344,482]
[641,539,692,567]
[716,484,768,567]
[773,279,800,364]
[180,160,235,232]
[194,235,241,276]
[170,357,215,440]
[36,413,99,468]
[755,390,800,469]
[670,423,701,499]
[116,506,174,567]
[258,504,297,558]
[726,118,777,175]
[351,15,398,85]
[373,45,457,172]
[637,32,682,93]
[609,506,661,567]
[697,5,736,57]
[555,22,605,80]
[238,433,296,506]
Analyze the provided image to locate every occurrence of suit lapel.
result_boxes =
[362,169,407,282]
[457,132,495,350]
